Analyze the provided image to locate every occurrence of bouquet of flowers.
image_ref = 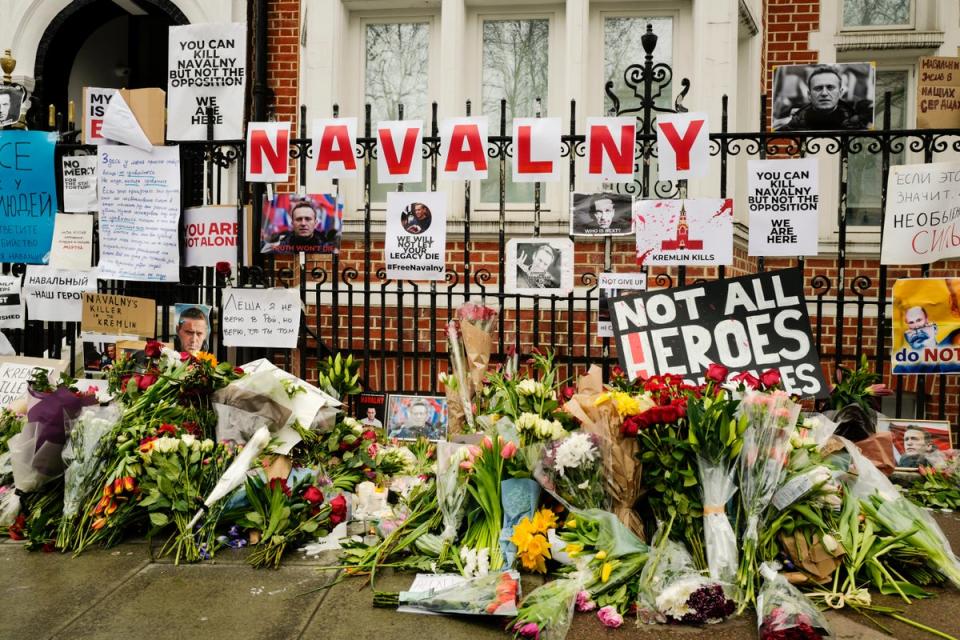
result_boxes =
[442,300,499,434]
[534,432,608,511]
[374,570,520,616]
[510,571,586,640]
[436,441,471,543]
[757,563,831,640]
[736,390,801,608]
[637,531,736,625]
[508,508,556,573]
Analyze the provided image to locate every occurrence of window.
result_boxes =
[842,0,911,29]
[364,22,430,200]
[847,69,907,227]
[604,16,673,115]
[480,18,550,204]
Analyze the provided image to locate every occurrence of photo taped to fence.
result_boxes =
[772,62,875,132]
[570,191,634,236]
[505,238,574,296]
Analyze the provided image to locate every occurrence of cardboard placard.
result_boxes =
[610,267,828,397]
[917,57,960,129]
[385,192,447,281]
[81,292,157,338]
[116,88,166,146]
[0,356,66,409]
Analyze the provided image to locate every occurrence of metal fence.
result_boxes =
[3,25,958,422]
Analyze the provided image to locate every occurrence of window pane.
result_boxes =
[481,19,549,204]
[365,23,430,200]
[604,16,673,115]
[843,0,911,27]
[847,70,907,227]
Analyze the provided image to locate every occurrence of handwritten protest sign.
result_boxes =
[891,278,960,374]
[0,131,58,264]
[385,192,446,281]
[62,155,99,212]
[184,206,238,267]
[167,23,246,140]
[747,158,819,256]
[881,161,960,265]
[0,356,64,408]
[610,267,827,397]
[81,293,157,338]
[23,267,96,322]
[0,275,24,329]
[98,145,181,281]
[598,272,646,338]
[83,87,116,144]
[634,199,733,266]
[917,57,960,129]
[221,288,300,348]
[49,213,94,271]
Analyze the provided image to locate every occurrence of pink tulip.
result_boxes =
[482,435,494,450]
[597,605,623,628]
[515,622,540,638]
[500,441,518,459]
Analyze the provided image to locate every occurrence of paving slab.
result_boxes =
[48,561,336,640]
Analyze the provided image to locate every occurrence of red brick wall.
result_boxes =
[763,0,820,127]
[267,1,300,129]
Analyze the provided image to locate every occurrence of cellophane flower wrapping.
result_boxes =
[534,431,609,511]
[637,536,736,625]
[510,569,587,640]
[61,404,120,520]
[697,457,738,584]
[398,570,521,616]
[756,562,831,640]
[444,320,476,434]
[436,441,470,543]
[458,299,498,389]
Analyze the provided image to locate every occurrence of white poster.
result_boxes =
[747,158,819,256]
[221,288,301,348]
[512,117,562,183]
[312,118,358,179]
[167,22,247,140]
[22,267,96,322]
[586,117,636,182]
[597,272,647,338]
[98,146,181,281]
[82,87,116,145]
[656,112,710,181]
[62,155,99,212]
[0,361,58,408]
[634,199,734,266]
[881,161,960,265]
[49,213,94,271]
[376,120,423,184]
[0,276,24,329]
[439,117,489,180]
[246,121,290,182]
[184,206,238,267]
[385,192,447,281]
[505,237,574,295]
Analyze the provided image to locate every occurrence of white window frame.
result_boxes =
[839,0,915,32]
[467,8,563,219]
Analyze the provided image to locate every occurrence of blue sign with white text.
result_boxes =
[0,130,59,264]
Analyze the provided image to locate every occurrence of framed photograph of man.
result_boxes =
[771,62,875,132]
[357,392,387,430]
[386,394,448,441]
[878,418,952,469]
[173,303,212,353]
[260,193,343,254]
[83,341,118,373]
[0,85,26,128]
[570,192,634,236]
[505,238,574,296]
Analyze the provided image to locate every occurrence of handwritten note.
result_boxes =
[221,288,300,348]
[23,266,96,322]
[49,213,94,270]
[0,357,62,408]
[0,275,24,329]
[81,292,156,338]
[0,131,59,264]
[98,146,181,281]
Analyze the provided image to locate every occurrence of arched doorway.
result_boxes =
[32,0,188,129]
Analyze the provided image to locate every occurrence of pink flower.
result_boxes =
[501,441,518,459]
[482,435,494,450]
[367,443,379,458]
[575,590,596,612]
[866,383,893,397]
[597,606,623,628]
[514,622,540,638]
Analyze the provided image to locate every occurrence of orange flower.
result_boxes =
[91,517,107,531]
[194,351,218,367]
[103,482,113,498]
[123,476,136,493]
[105,500,118,516]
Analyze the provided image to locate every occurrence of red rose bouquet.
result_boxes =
[757,562,830,640]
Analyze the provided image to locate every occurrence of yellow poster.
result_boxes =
[892,278,960,374]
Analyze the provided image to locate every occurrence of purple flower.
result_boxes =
[597,606,623,628]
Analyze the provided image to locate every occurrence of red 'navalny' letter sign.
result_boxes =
[246,122,290,183]
[586,117,636,182]
[440,117,489,180]
[312,118,358,179]
[377,121,423,183]
[656,112,710,180]
[513,117,561,182]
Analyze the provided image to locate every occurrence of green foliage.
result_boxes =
[316,352,362,400]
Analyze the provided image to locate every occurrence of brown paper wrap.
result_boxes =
[855,432,896,476]
[780,532,845,583]
[564,365,644,539]
[461,320,492,389]
[445,383,467,437]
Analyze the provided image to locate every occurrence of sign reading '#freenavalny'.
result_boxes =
[274,116,714,185]
[610,267,827,398]
[881,161,960,265]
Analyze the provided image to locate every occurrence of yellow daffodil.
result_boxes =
[600,561,614,583]
[595,550,607,560]
[532,508,558,534]
[517,533,551,573]
[563,543,582,557]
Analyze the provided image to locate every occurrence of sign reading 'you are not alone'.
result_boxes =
[610,268,828,398]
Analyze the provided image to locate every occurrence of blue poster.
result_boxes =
[0,131,59,264]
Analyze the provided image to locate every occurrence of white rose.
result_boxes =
[181,434,196,449]
[201,439,215,452]
[517,379,539,396]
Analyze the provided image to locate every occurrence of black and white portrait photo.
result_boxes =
[570,192,634,236]
[772,62,875,132]
[0,86,25,128]
[505,238,574,295]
